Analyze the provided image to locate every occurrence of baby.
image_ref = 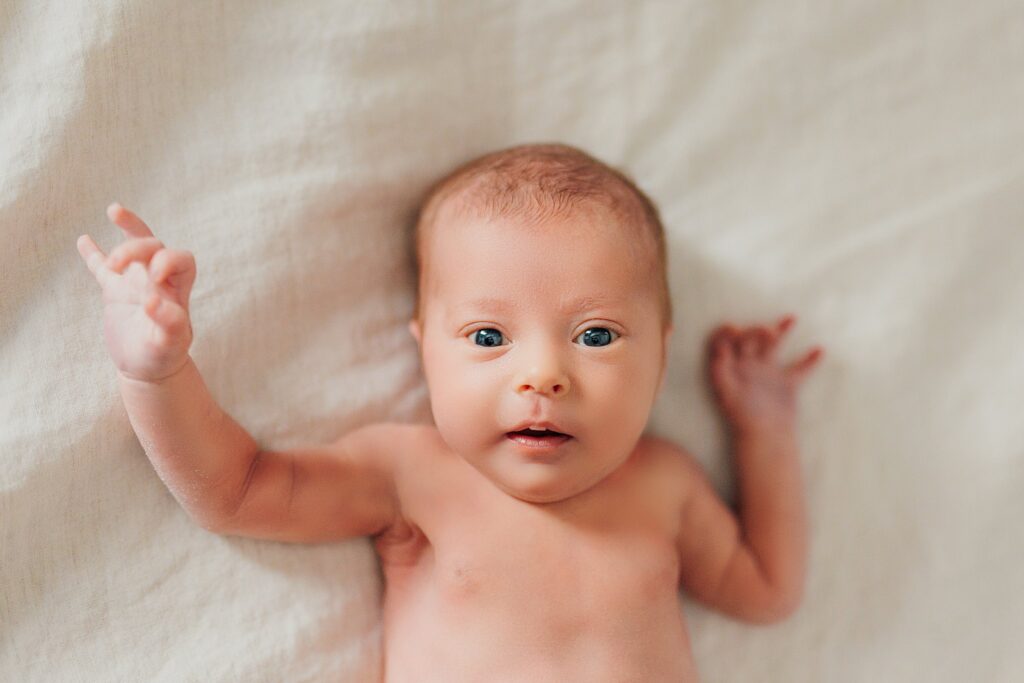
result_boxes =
[77,143,823,682]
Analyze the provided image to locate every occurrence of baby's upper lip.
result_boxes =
[506,420,573,437]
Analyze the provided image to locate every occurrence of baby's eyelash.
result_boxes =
[465,325,622,348]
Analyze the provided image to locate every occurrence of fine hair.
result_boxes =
[410,142,672,331]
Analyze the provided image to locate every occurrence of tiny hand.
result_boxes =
[706,315,824,433]
[76,203,197,383]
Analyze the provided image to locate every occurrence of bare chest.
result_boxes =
[403,502,680,619]
[373,435,697,681]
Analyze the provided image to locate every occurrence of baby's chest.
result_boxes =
[378,510,692,680]
[378,431,687,626]
[432,522,680,614]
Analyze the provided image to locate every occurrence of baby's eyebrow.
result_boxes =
[562,295,626,313]
[456,296,518,313]
[455,295,624,314]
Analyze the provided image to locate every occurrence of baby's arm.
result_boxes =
[675,315,823,624]
[78,205,398,541]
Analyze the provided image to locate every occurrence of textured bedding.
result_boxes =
[2,1,1022,681]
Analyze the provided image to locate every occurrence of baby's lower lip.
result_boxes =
[506,432,573,449]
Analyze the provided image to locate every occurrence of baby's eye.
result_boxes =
[574,327,618,347]
[471,328,506,347]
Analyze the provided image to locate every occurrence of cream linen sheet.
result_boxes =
[2,1,1022,681]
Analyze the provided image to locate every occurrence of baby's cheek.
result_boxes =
[431,383,498,452]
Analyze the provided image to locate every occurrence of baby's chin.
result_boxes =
[492,481,579,504]
[479,455,613,505]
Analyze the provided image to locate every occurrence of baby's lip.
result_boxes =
[506,420,573,438]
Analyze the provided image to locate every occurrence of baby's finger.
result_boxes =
[723,324,743,356]
[107,202,156,239]
[76,234,115,288]
[143,289,189,337]
[707,326,731,358]
[763,316,795,359]
[149,248,196,309]
[709,334,739,394]
[786,346,825,384]
[772,315,796,348]
[755,326,774,358]
[105,236,165,274]
[712,324,743,358]
[148,248,195,285]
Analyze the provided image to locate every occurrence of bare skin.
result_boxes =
[77,204,823,681]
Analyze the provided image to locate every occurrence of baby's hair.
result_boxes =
[410,142,672,331]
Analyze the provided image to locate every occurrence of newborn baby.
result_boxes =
[77,143,823,682]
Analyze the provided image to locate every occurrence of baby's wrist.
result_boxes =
[729,416,798,441]
[117,356,192,387]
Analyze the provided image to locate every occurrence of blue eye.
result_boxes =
[576,327,618,347]
[470,327,619,348]
[472,328,505,347]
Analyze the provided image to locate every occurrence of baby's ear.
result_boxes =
[408,319,422,345]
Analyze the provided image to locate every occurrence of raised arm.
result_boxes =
[119,358,400,543]
[675,315,823,624]
[214,422,401,543]
[77,204,399,540]
[78,204,253,528]
[116,358,263,528]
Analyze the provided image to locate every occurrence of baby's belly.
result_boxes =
[379,561,699,682]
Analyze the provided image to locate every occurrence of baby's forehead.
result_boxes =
[423,210,651,289]
[430,194,634,245]
[424,225,649,298]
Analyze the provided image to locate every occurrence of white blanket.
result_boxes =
[2,1,1022,681]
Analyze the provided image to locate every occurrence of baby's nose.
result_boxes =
[513,338,571,396]
[517,379,566,396]
[515,367,569,397]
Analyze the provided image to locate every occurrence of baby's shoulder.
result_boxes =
[358,421,445,552]
[354,420,451,498]
[354,420,443,467]
[630,434,705,501]
[635,433,696,475]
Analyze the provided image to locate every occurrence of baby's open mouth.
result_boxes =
[510,428,569,437]
[506,428,573,448]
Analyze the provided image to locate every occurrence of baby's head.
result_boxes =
[408,143,674,503]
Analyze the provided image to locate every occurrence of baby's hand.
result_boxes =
[76,204,197,383]
[706,315,824,434]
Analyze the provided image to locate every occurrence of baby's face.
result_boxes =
[409,207,672,503]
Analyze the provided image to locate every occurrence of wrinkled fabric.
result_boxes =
[1,1,1022,681]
